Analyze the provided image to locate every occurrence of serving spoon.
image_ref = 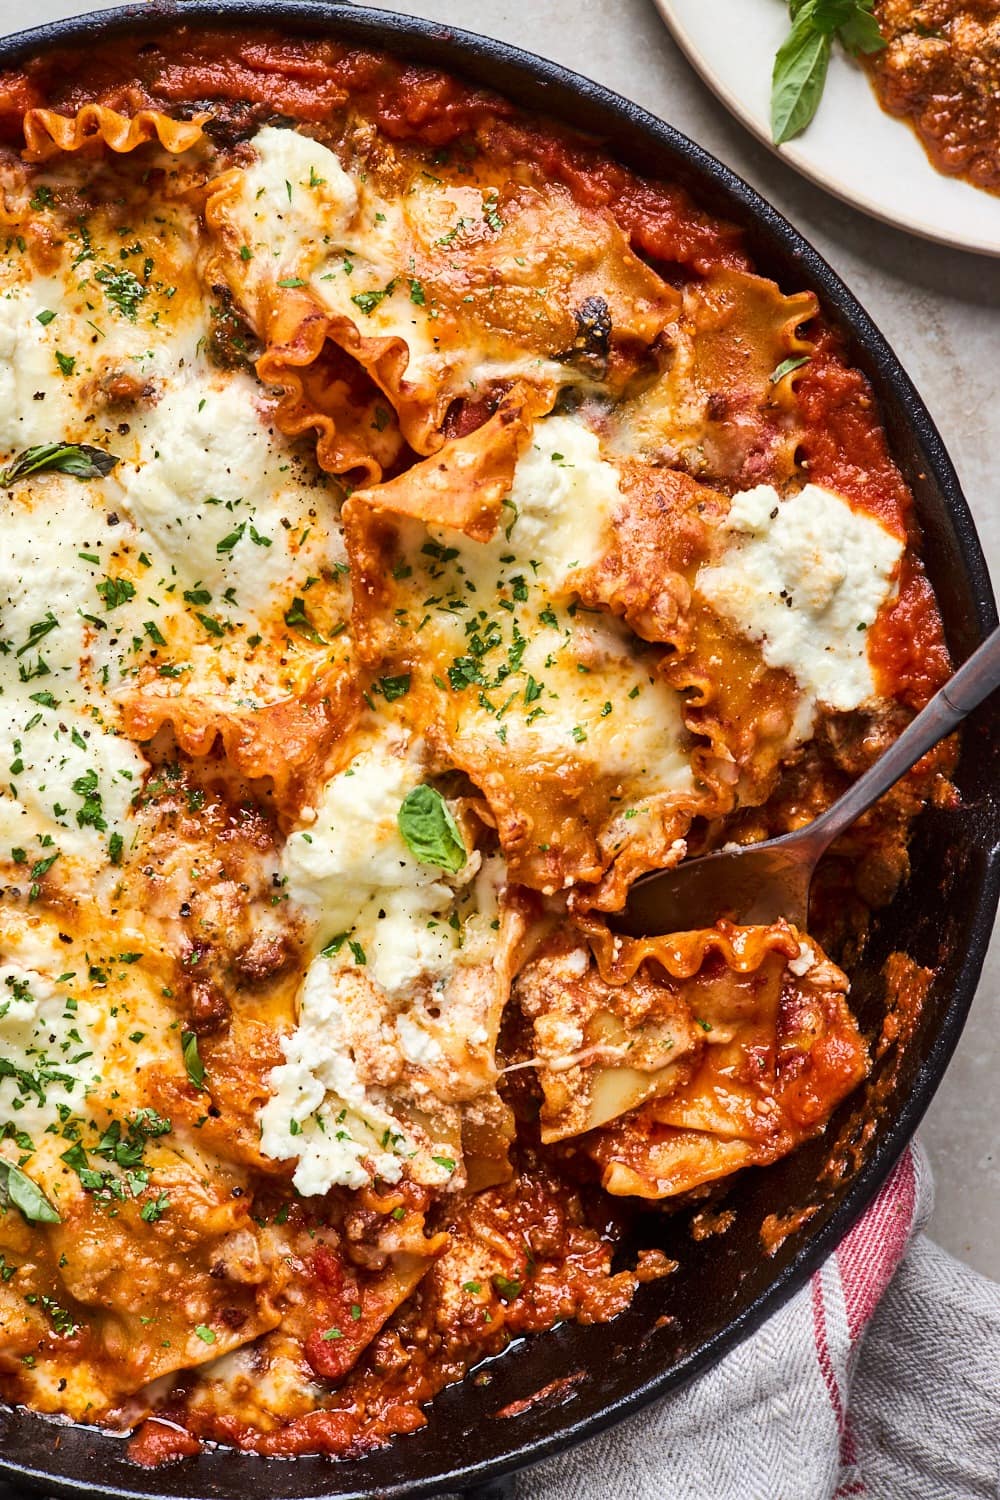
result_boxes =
[616,628,1000,937]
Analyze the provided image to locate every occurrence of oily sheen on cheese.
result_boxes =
[0,42,953,1460]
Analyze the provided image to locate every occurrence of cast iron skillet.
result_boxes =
[0,4,996,1498]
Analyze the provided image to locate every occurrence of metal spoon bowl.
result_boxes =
[617,628,1000,937]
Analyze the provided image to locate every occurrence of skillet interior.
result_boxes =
[0,4,996,1496]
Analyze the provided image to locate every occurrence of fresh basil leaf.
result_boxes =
[397,785,467,874]
[772,1,884,144]
[770,355,811,384]
[181,1030,206,1091]
[0,443,119,487]
[772,16,832,145]
[837,3,886,54]
[0,1159,61,1223]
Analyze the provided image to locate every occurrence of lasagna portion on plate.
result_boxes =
[0,30,954,1461]
[866,0,1000,196]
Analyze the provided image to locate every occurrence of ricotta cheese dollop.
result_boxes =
[696,482,904,727]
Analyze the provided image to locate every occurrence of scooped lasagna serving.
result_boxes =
[0,30,954,1462]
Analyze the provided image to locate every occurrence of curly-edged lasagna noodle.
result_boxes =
[0,32,954,1462]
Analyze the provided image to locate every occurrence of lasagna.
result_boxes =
[0,29,954,1462]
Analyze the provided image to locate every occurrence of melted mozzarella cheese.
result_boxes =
[0,702,145,865]
[696,483,904,721]
[0,280,78,448]
[0,961,105,1143]
[0,219,206,454]
[228,124,360,285]
[0,479,148,866]
[118,367,342,607]
[225,128,578,399]
[496,413,620,591]
[413,411,693,804]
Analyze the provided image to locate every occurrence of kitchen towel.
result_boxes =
[506,1141,1000,1500]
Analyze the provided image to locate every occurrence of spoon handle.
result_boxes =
[810,626,1000,852]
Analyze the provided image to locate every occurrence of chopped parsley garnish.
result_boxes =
[94,264,147,321]
[216,522,246,554]
[284,596,324,644]
[97,575,136,611]
[351,279,396,316]
[377,673,411,702]
[71,769,106,831]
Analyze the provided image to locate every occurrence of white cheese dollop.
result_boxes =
[696,483,904,724]
[258,955,417,1195]
[502,413,622,590]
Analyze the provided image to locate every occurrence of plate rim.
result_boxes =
[652,0,1000,259]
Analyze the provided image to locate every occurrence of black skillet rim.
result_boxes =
[0,4,996,1497]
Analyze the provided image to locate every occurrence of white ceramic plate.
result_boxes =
[654,0,1000,257]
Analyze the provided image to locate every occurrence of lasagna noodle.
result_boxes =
[22,104,209,161]
[203,127,679,468]
[515,919,825,1143]
[610,270,817,487]
[583,936,869,1198]
[120,665,362,819]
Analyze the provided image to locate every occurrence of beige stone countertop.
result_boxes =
[1,0,996,1278]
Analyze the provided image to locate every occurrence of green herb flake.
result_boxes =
[770,354,811,384]
[378,673,411,702]
[96,575,135,611]
[284,596,324,644]
[95,264,147,321]
[181,1030,206,1091]
[491,1273,522,1301]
